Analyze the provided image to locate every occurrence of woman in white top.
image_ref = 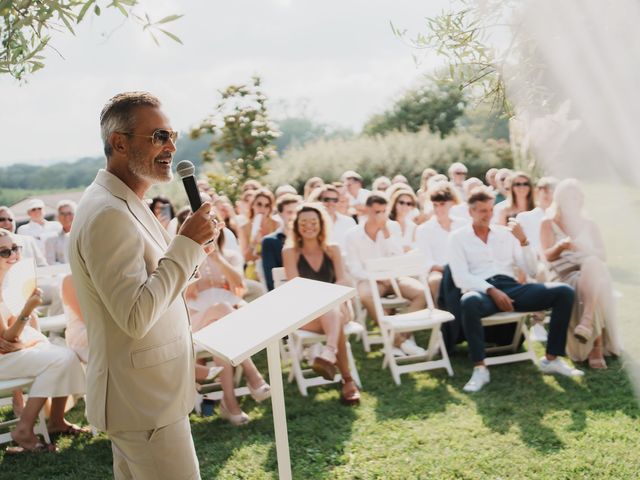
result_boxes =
[540,179,620,369]
[414,183,469,304]
[388,188,418,252]
[497,171,536,225]
[0,229,86,453]
[185,226,271,425]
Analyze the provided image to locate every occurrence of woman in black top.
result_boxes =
[282,204,360,405]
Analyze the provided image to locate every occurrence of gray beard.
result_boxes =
[128,148,173,184]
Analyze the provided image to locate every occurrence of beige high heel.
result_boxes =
[219,399,249,426]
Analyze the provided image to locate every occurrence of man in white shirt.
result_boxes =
[448,162,468,201]
[44,200,76,265]
[317,184,356,252]
[448,187,582,393]
[16,198,62,256]
[345,194,426,355]
[341,170,370,216]
[414,183,469,304]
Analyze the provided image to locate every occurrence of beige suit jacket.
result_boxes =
[69,170,205,432]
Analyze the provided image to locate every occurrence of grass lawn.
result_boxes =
[1,182,639,479]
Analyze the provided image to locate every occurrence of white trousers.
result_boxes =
[0,340,85,398]
[110,416,200,480]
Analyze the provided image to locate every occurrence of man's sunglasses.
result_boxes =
[321,197,339,203]
[0,216,14,222]
[123,129,179,146]
[0,245,21,258]
[397,200,415,207]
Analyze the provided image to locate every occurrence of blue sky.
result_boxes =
[0,0,449,166]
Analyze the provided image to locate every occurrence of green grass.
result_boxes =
[2,182,639,479]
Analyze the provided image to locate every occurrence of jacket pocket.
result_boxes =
[130,336,184,369]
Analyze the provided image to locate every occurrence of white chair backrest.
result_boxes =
[272,267,287,289]
[365,252,436,315]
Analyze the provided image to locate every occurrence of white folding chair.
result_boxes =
[0,378,50,445]
[365,252,454,385]
[481,312,537,366]
[272,267,363,396]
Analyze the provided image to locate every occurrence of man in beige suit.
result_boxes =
[69,92,218,479]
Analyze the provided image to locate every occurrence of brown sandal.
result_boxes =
[312,356,337,381]
[340,377,361,406]
[5,442,57,455]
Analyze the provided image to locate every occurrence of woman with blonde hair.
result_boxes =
[0,229,87,453]
[540,179,620,368]
[282,204,360,405]
[239,188,279,281]
[388,188,419,252]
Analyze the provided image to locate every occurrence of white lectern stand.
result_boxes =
[193,277,355,480]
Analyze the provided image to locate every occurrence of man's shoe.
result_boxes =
[539,357,584,377]
[400,338,426,356]
[463,366,490,393]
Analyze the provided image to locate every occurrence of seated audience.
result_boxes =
[417,168,438,208]
[185,227,271,425]
[448,187,583,393]
[149,195,175,230]
[448,162,468,201]
[303,177,324,199]
[261,193,301,290]
[0,229,87,453]
[493,168,512,204]
[345,194,426,356]
[0,206,47,266]
[497,172,535,225]
[491,170,514,222]
[16,199,61,256]
[282,204,360,405]
[414,183,469,304]
[516,176,557,251]
[485,167,498,191]
[388,188,418,252]
[44,200,75,265]
[341,170,370,216]
[540,179,620,368]
[314,185,356,252]
[239,188,279,282]
[372,176,391,192]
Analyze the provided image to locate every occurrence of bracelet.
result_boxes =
[17,314,30,323]
[520,239,530,247]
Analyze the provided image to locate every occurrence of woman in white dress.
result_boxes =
[388,188,418,252]
[540,179,621,368]
[0,229,86,453]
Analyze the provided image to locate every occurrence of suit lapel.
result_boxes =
[95,170,169,251]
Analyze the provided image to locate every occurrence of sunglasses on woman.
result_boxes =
[397,200,416,207]
[123,129,179,147]
[0,245,21,258]
[512,182,530,187]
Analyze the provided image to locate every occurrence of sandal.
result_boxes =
[311,346,337,381]
[48,423,92,437]
[5,442,57,455]
[340,377,361,406]
[574,324,593,344]
[588,343,607,370]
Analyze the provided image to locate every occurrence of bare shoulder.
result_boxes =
[327,244,342,259]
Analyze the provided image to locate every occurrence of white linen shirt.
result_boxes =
[330,213,356,251]
[515,207,545,251]
[16,220,61,255]
[414,215,469,271]
[345,220,403,281]
[447,224,537,292]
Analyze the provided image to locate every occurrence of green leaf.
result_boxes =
[156,14,183,25]
[77,0,96,22]
[158,28,183,45]
[149,30,159,46]
[94,4,101,16]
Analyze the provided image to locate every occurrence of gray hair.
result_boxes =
[99,91,161,158]
[56,200,77,212]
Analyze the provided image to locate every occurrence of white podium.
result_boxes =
[193,277,356,480]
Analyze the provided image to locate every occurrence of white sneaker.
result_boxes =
[463,366,490,393]
[400,338,426,356]
[539,357,584,377]
[530,323,548,342]
[391,346,407,357]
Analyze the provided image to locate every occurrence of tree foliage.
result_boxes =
[190,76,280,200]
[363,80,466,138]
[1,0,182,81]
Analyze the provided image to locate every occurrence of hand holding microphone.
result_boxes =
[176,160,221,246]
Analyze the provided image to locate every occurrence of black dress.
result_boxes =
[297,251,336,284]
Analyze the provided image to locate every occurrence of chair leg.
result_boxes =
[346,341,362,388]
[289,336,308,396]
[439,332,454,377]
[35,408,51,444]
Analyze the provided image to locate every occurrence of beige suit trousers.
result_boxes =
[110,416,200,480]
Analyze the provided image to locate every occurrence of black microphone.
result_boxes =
[176,160,202,212]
